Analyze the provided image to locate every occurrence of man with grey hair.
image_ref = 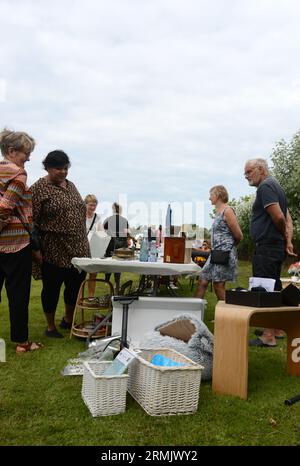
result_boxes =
[244,158,295,347]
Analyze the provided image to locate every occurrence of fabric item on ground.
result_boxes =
[140,313,214,380]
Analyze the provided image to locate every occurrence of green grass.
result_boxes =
[0,262,300,446]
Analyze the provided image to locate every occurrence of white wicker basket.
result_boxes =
[128,348,203,416]
[82,361,128,417]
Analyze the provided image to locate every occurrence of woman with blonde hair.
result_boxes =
[196,185,243,300]
[84,194,103,296]
[0,128,43,353]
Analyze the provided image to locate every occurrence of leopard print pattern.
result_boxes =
[31,177,90,268]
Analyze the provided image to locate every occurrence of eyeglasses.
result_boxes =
[244,167,257,177]
[18,149,31,157]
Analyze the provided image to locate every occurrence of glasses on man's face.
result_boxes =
[244,167,257,177]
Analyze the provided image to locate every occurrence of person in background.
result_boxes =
[192,239,211,268]
[195,185,243,300]
[103,202,130,293]
[244,158,295,347]
[201,240,210,250]
[31,150,90,338]
[84,194,103,296]
[0,128,43,353]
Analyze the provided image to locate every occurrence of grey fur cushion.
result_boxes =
[140,314,214,381]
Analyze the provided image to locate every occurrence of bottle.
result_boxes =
[0,338,6,363]
[156,225,163,260]
[139,236,149,262]
[165,204,172,237]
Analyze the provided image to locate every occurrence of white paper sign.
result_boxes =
[249,277,276,292]
[102,348,137,376]
[116,347,137,365]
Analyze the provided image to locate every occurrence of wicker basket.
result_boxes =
[128,348,203,416]
[72,321,109,339]
[82,361,128,417]
[80,295,112,308]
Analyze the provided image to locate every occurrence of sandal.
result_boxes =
[16,341,44,353]
[249,338,277,348]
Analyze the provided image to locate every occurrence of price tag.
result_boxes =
[116,347,137,366]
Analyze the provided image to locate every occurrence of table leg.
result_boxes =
[152,276,158,296]
[212,307,250,399]
[286,321,300,376]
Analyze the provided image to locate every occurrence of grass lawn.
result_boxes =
[0,261,299,446]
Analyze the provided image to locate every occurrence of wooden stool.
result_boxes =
[70,279,114,339]
[212,301,300,399]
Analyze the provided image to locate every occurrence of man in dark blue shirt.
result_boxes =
[244,158,295,347]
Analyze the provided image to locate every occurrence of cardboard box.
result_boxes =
[163,237,191,264]
[225,290,282,307]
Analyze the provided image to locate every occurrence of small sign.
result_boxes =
[102,348,137,376]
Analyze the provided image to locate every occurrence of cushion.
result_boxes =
[141,313,214,381]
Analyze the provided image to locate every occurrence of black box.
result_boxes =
[281,284,300,306]
[225,290,282,307]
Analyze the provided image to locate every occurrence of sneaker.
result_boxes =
[59,317,72,330]
[45,328,64,338]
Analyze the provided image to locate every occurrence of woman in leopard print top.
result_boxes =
[31,150,90,338]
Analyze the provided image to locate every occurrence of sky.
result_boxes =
[1,0,300,229]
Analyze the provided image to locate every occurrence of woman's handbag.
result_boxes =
[88,230,111,258]
[210,208,233,265]
[29,227,42,251]
[210,249,230,265]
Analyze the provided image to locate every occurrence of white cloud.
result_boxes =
[1,0,300,226]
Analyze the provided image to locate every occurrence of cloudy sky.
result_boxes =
[1,0,300,228]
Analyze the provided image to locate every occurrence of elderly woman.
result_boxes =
[0,128,43,353]
[84,194,103,296]
[196,185,243,300]
[31,150,90,338]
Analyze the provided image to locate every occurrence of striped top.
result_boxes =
[0,160,32,253]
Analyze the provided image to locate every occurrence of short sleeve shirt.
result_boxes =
[250,177,287,242]
[103,214,129,238]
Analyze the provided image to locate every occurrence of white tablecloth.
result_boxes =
[71,257,200,276]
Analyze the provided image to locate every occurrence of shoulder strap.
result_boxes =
[87,213,97,234]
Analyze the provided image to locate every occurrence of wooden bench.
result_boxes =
[212,301,300,399]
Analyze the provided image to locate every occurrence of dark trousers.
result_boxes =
[252,243,286,291]
[0,245,32,342]
[41,262,86,313]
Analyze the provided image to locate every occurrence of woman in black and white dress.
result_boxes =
[195,185,243,301]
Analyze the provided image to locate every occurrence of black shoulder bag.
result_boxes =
[210,249,231,265]
[210,209,233,265]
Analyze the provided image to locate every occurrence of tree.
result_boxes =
[271,130,300,250]
[229,195,255,259]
